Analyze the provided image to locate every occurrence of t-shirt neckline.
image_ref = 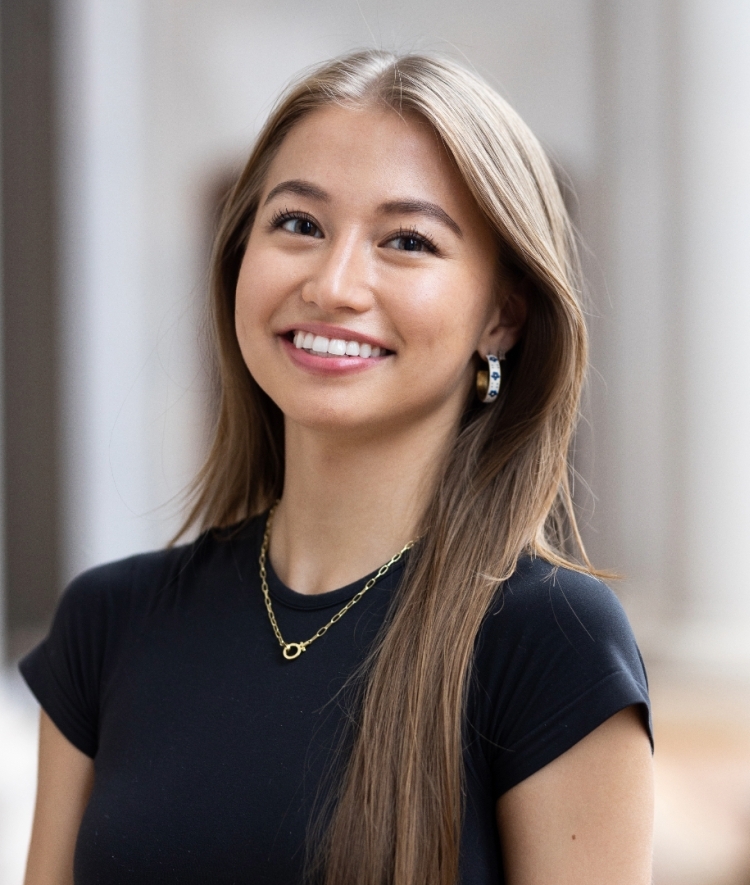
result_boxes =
[263,545,408,612]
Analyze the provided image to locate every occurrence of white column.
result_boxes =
[587,0,750,678]
[57,0,161,582]
[674,0,750,673]
[0,6,5,661]
[582,0,678,637]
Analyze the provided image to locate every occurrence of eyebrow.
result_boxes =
[263,179,330,205]
[378,199,463,238]
[263,180,463,238]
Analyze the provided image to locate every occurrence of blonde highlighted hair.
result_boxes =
[180,50,591,885]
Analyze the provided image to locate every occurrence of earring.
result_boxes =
[476,353,503,404]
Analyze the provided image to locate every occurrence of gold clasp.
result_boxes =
[282,643,305,660]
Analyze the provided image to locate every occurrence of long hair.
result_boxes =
[180,50,592,885]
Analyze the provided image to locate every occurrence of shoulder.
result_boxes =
[471,556,652,795]
[60,541,197,617]
[60,516,263,615]
[19,518,264,758]
[481,555,636,653]
[475,555,646,692]
[17,543,201,758]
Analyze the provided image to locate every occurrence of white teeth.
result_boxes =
[291,331,385,359]
[327,338,347,356]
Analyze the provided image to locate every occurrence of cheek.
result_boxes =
[233,288,256,368]
[233,270,279,398]
[234,246,282,344]
[392,271,493,360]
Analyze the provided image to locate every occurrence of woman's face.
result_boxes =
[235,104,522,438]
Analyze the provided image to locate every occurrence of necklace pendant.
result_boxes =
[282,642,305,660]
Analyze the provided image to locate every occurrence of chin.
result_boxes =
[285,402,382,434]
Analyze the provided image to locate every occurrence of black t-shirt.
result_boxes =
[20,514,652,884]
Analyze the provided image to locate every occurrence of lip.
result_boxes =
[276,321,392,352]
[280,336,389,375]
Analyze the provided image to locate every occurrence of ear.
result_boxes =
[476,284,527,358]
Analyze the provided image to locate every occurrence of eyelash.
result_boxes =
[390,226,439,254]
[269,208,318,230]
[268,209,439,254]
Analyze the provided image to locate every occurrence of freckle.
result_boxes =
[571,835,576,840]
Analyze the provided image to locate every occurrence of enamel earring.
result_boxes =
[476,353,503,403]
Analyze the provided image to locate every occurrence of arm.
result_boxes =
[24,710,95,885]
[496,705,653,885]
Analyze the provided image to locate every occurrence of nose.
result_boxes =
[301,229,372,313]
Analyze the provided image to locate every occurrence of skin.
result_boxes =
[25,105,653,883]
[498,706,653,884]
[24,711,94,885]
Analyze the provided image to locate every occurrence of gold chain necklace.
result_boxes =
[259,503,414,661]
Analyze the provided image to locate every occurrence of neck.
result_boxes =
[268,413,457,595]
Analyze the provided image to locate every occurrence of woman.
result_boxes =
[21,50,653,885]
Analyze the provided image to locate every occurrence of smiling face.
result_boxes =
[235,104,522,439]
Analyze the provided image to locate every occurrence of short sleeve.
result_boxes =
[19,562,127,758]
[471,557,652,797]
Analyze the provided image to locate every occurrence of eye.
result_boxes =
[281,217,321,237]
[384,228,438,254]
[271,210,323,239]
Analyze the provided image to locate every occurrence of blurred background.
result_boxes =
[1,0,749,882]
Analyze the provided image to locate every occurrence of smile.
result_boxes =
[291,331,389,359]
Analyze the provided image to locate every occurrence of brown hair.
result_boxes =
[180,50,592,885]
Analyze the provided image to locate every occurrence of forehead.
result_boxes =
[262,104,477,216]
